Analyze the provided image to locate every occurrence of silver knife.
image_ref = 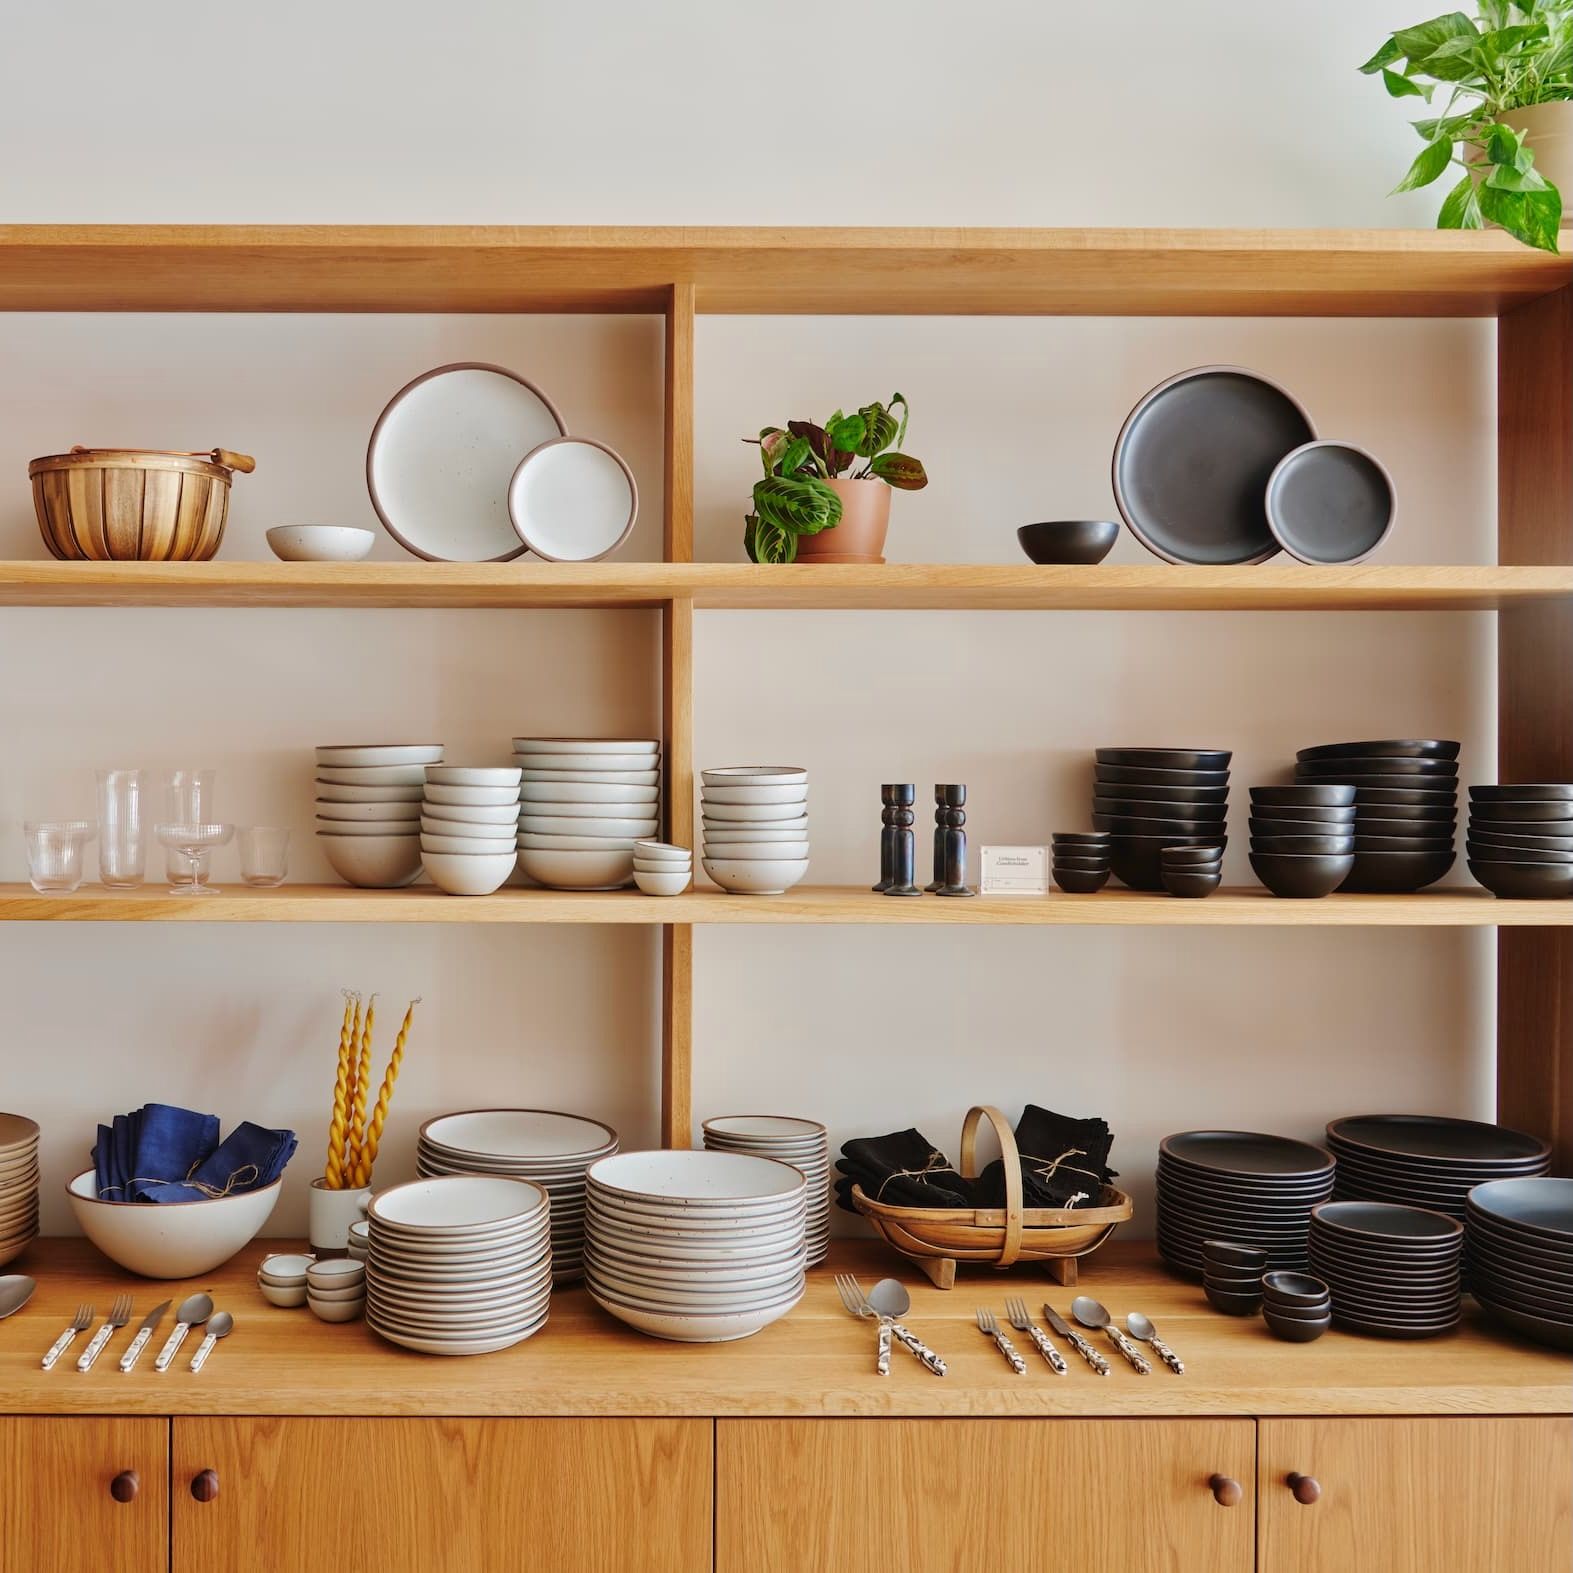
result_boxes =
[118,1300,171,1373]
[1044,1303,1111,1375]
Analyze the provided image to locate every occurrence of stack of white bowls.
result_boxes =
[366,1176,552,1355]
[306,1257,365,1323]
[515,737,662,890]
[316,744,439,888]
[585,1150,807,1342]
[702,1115,830,1266]
[0,1113,40,1267]
[416,1109,618,1283]
[701,766,810,894]
[633,840,691,895]
[421,765,521,895]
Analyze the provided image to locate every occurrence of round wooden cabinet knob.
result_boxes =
[109,1471,138,1504]
[1208,1474,1243,1507]
[1288,1472,1322,1505]
[190,1469,220,1504]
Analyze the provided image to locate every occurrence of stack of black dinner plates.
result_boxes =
[1093,748,1231,891]
[1466,1177,1573,1351]
[1308,1200,1463,1339]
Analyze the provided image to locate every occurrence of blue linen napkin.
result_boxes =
[126,1103,220,1201]
[138,1119,297,1203]
[92,1104,296,1202]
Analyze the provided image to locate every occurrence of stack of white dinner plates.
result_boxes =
[0,1113,39,1267]
[701,1115,829,1266]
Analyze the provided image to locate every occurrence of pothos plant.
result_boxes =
[743,394,928,564]
[1361,3,1572,252]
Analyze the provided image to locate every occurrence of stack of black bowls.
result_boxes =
[1466,783,1573,899]
[1466,1177,1573,1351]
[1308,1200,1463,1339]
[1093,748,1231,891]
[1292,739,1458,892]
[1052,831,1111,893]
[1248,784,1356,897]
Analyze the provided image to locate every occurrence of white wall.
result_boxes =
[0,0,1501,1237]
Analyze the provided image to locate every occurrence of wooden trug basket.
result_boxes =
[849,1104,1132,1289]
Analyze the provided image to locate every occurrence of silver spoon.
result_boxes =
[1071,1294,1151,1374]
[1126,1311,1185,1374]
[189,1311,233,1373]
[154,1292,212,1373]
[867,1279,948,1376]
[0,1275,35,1320]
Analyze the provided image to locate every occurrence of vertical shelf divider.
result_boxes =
[1497,284,1573,1172]
[661,281,697,1148]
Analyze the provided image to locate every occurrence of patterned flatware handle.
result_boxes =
[890,1321,947,1377]
[189,1332,219,1373]
[1149,1334,1185,1375]
[987,1328,1027,1374]
[1064,1328,1111,1375]
[76,1323,116,1373]
[119,1327,155,1373]
[153,1322,190,1373]
[875,1317,892,1376]
[1025,1325,1069,1374]
[41,1325,80,1370]
[1107,1326,1152,1374]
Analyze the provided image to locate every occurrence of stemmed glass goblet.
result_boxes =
[154,823,234,896]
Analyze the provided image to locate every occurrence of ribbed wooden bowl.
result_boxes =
[848,1105,1132,1286]
[30,447,254,561]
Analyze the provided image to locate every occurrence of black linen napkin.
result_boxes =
[975,1103,1116,1209]
[835,1127,976,1213]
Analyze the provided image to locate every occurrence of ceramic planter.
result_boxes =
[1501,103,1573,227]
[795,478,891,564]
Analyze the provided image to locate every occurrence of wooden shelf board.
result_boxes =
[0,227,1564,316]
[0,562,1566,611]
[0,882,1563,926]
[1,1239,1563,1419]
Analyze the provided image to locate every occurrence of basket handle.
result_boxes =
[68,446,255,474]
[959,1105,1023,1267]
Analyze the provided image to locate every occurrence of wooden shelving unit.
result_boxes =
[4,225,1569,1167]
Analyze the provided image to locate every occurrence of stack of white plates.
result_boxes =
[421,765,520,895]
[700,766,809,894]
[366,1176,552,1355]
[702,1115,829,1266]
[515,737,661,890]
[0,1113,39,1267]
[315,744,440,888]
[585,1150,807,1342]
[416,1109,618,1283]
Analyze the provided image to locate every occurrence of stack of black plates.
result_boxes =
[1466,1177,1573,1351]
[1466,784,1573,900]
[1156,1130,1334,1278]
[1327,1114,1551,1219]
[1292,739,1458,892]
[1093,748,1230,891]
[1309,1201,1463,1338]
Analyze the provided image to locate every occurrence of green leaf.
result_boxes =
[1412,111,1474,139]
[1482,121,1532,167]
[1479,180,1563,251]
[751,474,843,536]
[1437,171,1486,228]
[1393,134,1455,191]
[1487,160,1549,191]
[888,392,910,451]
[1393,12,1478,63]
[825,413,866,454]
[1481,22,1547,58]
[743,513,759,562]
[868,452,928,490]
[1360,36,1403,73]
[1384,67,1430,97]
[849,401,899,457]
[774,436,814,477]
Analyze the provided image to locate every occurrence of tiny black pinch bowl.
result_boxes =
[1017,519,1121,564]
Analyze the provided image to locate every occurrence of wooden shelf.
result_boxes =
[0,561,1566,611]
[0,227,1565,316]
[0,883,1563,926]
[1,1239,1563,1418]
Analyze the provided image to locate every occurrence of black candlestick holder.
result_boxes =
[924,784,946,893]
[884,784,923,897]
[872,783,898,892]
[932,783,976,897]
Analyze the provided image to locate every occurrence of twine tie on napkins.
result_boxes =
[874,1151,962,1203]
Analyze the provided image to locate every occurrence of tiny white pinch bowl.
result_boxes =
[424,784,521,806]
[305,1257,366,1287]
[421,832,517,856]
[266,525,375,562]
[634,868,690,896]
[422,849,516,895]
[632,840,690,863]
[703,858,810,895]
[304,1280,367,1305]
[259,1251,315,1281]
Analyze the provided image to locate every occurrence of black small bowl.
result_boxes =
[1264,1308,1330,1342]
[1163,870,1222,899]
[1250,785,1357,807]
[1250,834,1355,856]
[1250,851,1356,898]
[1468,859,1573,899]
[1261,1297,1333,1322]
[1203,1240,1269,1268]
[1017,519,1120,564]
[1250,803,1357,823]
[1466,841,1573,865]
[1053,866,1110,894]
[1160,844,1224,864]
[1053,853,1112,869]
[1205,1283,1264,1316]
[1052,831,1111,844]
[1261,1271,1331,1308]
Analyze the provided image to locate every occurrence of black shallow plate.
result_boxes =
[1474,1295,1573,1350]
[1330,1310,1461,1339]
[1298,739,1460,762]
[1466,1177,1573,1241]
[1465,1218,1572,1268]
[1112,366,1314,565]
[1096,748,1232,770]
[1157,1172,1332,1209]
[1298,757,1458,778]
[1351,786,1459,805]
[1310,1201,1461,1244]
[1094,763,1230,787]
[1157,1161,1334,1200]
[1470,783,1573,802]
[1266,439,1395,563]
[1161,1130,1333,1180]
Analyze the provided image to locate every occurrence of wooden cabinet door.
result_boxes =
[1260,1417,1572,1573]
[172,1417,709,1573]
[718,1418,1255,1573]
[0,1416,168,1573]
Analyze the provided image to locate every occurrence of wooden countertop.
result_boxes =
[1,1239,1565,1419]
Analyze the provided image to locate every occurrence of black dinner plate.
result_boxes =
[1473,1295,1573,1350]
[1330,1309,1461,1339]
[1310,1201,1462,1244]
[1466,1177,1573,1242]
[1157,1160,1334,1199]
[1161,1130,1334,1180]
[1297,739,1460,762]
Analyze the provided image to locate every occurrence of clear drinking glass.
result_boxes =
[96,768,145,888]
[164,770,215,885]
[24,821,97,893]
[154,823,234,896]
[238,827,291,887]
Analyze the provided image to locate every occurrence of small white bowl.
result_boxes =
[700,801,811,823]
[319,832,425,889]
[258,1280,308,1308]
[317,763,430,786]
[701,784,809,805]
[259,1251,315,1280]
[420,815,517,838]
[425,765,523,787]
[700,766,807,787]
[317,799,421,822]
[513,738,660,756]
[520,815,656,838]
[519,782,658,804]
[703,840,809,861]
[316,745,443,768]
[419,801,521,825]
[315,818,421,837]
[267,525,375,562]
[304,1279,367,1304]
[308,1294,365,1323]
[423,849,516,895]
[702,858,809,895]
[425,784,521,807]
[421,832,517,855]
[632,841,691,863]
[634,868,691,897]
[306,1257,365,1286]
[700,823,807,843]
[517,847,634,890]
[315,782,425,803]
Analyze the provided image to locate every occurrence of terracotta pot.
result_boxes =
[1500,102,1573,226]
[795,478,891,564]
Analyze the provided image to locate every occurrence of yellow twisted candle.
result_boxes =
[325,991,356,1188]
[342,993,365,1187]
[357,997,418,1186]
[349,994,375,1185]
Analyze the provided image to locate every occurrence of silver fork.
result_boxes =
[42,1304,92,1370]
[975,1307,1026,1374]
[835,1273,892,1375]
[833,1275,948,1377]
[1004,1296,1067,1374]
[77,1295,133,1373]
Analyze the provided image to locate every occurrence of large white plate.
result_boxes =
[422,1110,616,1161]
[368,1309,549,1355]
[589,1149,805,1204]
[513,738,660,755]
[369,1175,547,1230]
[367,362,565,563]
[508,437,638,562]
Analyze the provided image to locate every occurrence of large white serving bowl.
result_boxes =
[516,847,635,890]
[317,744,444,768]
[424,783,521,806]
[519,798,662,820]
[703,840,809,861]
[420,816,517,840]
[587,1282,803,1343]
[422,850,516,895]
[634,868,690,896]
[701,766,807,787]
[520,768,661,787]
[514,738,660,755]
[701,784,809,805]
[421,832,517,856]
[519,833,639,852]
[371,1175,547,1231]
[589,1149,806,1205]
[315,818,421,837]
[512,753,657,773]
[66,1169,280,1278]
[700,800,811,823]
[267,525,375,562]
[317,763,431,786]
[420,801,521,825]
[519,781,658,804]
[318,799,422,821]
[425,765,523,787]
[423,1110,617,1160]
[702,858,809,895]
[315,781,425,803]
[319,832,424,888]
